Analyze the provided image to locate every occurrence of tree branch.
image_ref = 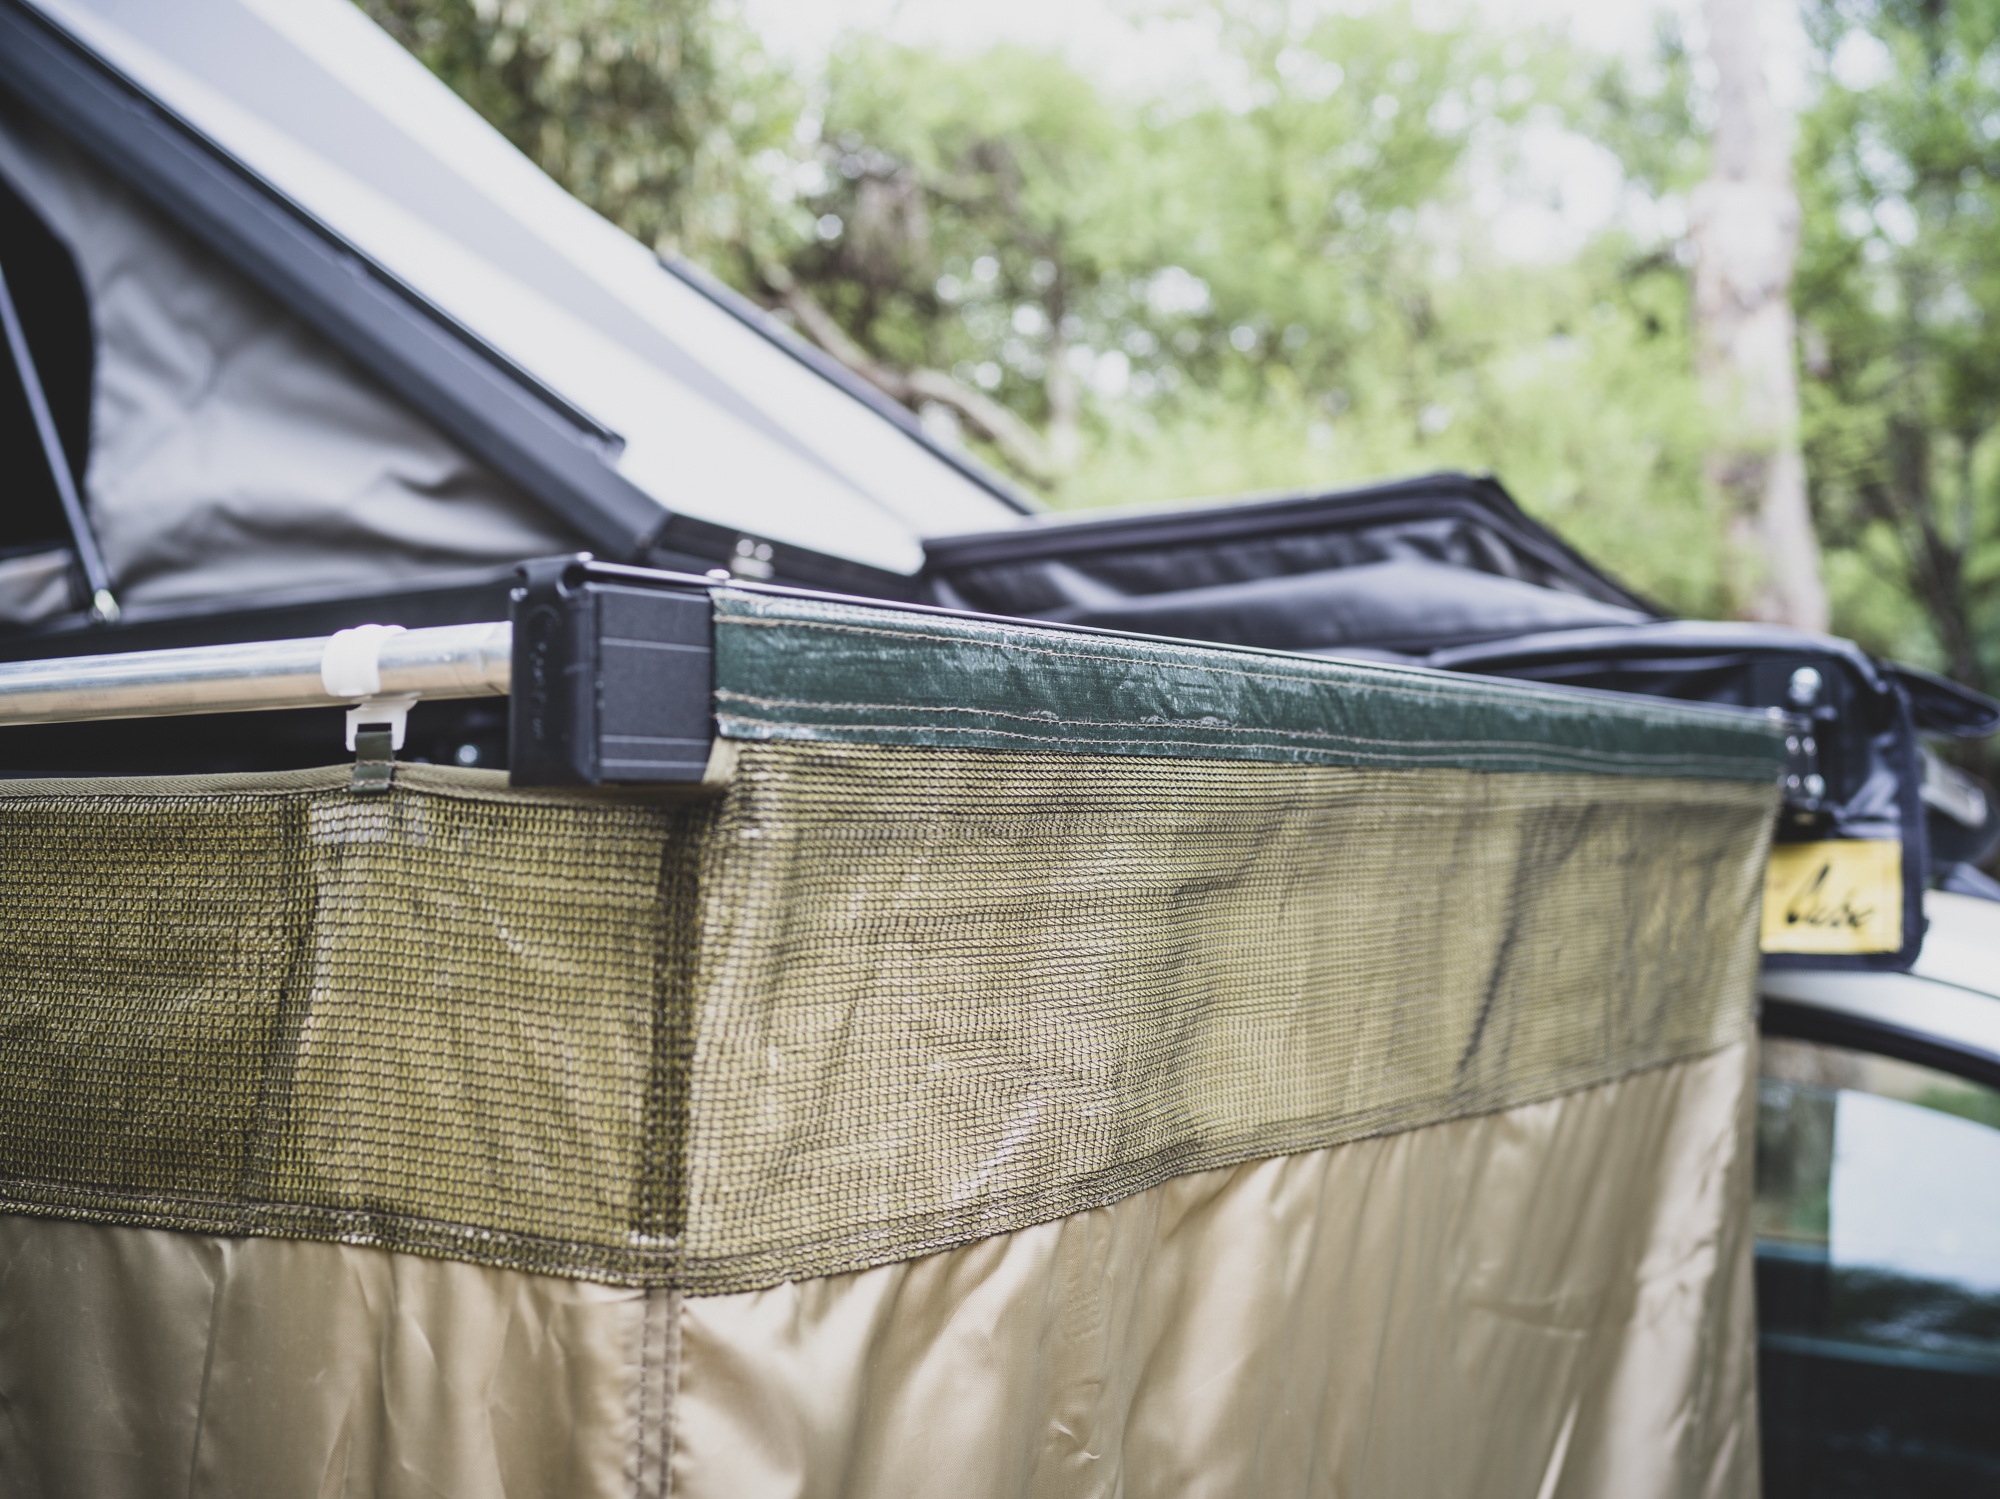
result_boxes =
[759,262,1055,485]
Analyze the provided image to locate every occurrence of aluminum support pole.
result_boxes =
[0,259,119,623]
[0,621,511,726]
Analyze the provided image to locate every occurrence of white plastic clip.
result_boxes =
[322,624,417,750]
[343,694,420,752]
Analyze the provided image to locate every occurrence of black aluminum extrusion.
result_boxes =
[508,556,715,785]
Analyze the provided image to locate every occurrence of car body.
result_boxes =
[1756,891,2000,1497]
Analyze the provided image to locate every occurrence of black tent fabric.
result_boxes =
[923,472,1659,656]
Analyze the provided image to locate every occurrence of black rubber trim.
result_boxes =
[1761,995,2000,1092]
[0,0,668,556]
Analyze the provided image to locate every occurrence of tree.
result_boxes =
[348,0,1735,615]
[353,0,798,268]
[1794,0,2000,698]
[763,42,1145,484]
[1691,0,1828,629]
[766,4,1563,497]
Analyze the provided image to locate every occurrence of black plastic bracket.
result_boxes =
[508,555,715,785]
[351,725,395,793]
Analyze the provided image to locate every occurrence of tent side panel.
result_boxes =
[0,1216,675,1499]
[672,1045,1761,1499]
[0,611,1781,1490]
[0,746,1774,1292]
[0,1044,1758,1499]
[678,743,1775,1292]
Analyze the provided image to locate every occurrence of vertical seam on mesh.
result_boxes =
[639,803,708,1252]
[240,795,315,1213]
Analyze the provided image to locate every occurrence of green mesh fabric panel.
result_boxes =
[0,768,701,1281]
[679,744,1776,1289]
[0,749,1774,1292]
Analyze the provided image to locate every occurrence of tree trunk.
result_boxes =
[1691,0,1829,631]
[1044,317,1080,477]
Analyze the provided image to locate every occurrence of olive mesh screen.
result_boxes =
[0,748,1774,1291]
[680,744,1776,1289]
[0,767,703,1281]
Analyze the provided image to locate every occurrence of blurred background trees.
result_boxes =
[354,0,2000,690]
[358,0,799,264]
[1794,0,2000,698]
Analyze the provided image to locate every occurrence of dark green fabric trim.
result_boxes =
[710,592,1786,782]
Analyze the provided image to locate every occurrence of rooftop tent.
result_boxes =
[0,107,581,614]
[0,0,1027,634]
[921,470,1663,656]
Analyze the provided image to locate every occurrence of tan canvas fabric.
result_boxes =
[0,1045,1757,1499]
[0,1217,675,1499]
[671,1042,1760,1499]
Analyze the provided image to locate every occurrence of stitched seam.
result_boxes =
[661,1293,680,1498]
[631,1286,657,1499]
[715,693,1770,768]
[716,716,1776,773]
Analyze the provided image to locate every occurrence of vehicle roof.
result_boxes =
[1763,891,2000,1075]
[1909,890,2000,999]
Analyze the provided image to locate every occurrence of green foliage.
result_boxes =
[1138,1,1513,391]
[765,5,1726,613]
[1570,13,1706,200]
[353,0,800,266]
[1915,1082,2000,1133]
[1062,240,1727,614]
[346,0,2000,673]
[1794,0,2000,691]
[789,41,1143,423]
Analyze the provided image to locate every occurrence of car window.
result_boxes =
[1756,1036,2000,1498]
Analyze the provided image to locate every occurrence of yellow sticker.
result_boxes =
[1761,840,1903,955]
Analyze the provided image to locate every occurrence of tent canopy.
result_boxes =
[0,0,1027,626]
